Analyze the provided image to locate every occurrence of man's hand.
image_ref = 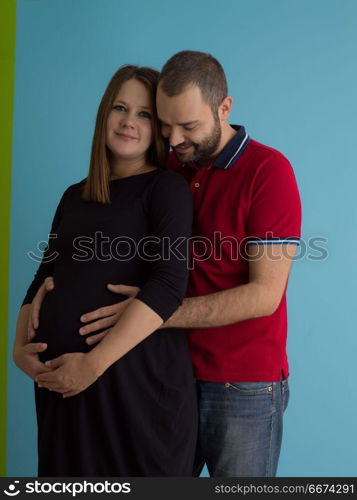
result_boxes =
[13,342,51,380]
[79,284,140,345]
[28,276,54,341]
[36,352,102,398]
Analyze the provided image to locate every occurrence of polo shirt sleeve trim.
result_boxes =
[247,238,300,245]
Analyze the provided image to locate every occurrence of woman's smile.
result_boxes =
[115,132,139,140]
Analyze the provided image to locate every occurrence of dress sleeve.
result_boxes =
[246,152,302,245]
[22,188,69,306]
[135,171,193,321]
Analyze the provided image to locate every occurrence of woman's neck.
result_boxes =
[110,156,154,180]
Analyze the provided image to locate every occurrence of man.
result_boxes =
[21,51,301,477]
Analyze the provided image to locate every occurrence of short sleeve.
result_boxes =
[247,152,302,245]
[22,188,69,305]
[135,171,193,321]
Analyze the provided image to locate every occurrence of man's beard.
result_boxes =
[173,116,222,164]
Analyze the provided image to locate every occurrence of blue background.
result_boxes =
[7,0,357,476]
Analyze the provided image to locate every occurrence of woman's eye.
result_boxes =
[139,111,152,119]
[113,105,126,111]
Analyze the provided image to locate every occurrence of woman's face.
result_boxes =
[106,78,153,162]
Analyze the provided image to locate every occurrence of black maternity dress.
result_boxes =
[23,169,198,476]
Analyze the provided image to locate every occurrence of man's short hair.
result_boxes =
[159,50,228,113]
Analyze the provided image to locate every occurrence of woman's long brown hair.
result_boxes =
[83,65,168,203]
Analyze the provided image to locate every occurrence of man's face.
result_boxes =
[156,84,222,164]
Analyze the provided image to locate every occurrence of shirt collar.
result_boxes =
[213,125,250,169]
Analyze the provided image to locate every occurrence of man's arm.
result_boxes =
[30,244,296,338]
[164,244,297,328]
[79,243,297,342]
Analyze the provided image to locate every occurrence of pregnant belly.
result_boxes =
[34,271,129,362]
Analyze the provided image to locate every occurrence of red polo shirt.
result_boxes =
[167,125,302,382]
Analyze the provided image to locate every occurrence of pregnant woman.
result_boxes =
[13,65,198,476]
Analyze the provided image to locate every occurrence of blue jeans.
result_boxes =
[194,379,289,477]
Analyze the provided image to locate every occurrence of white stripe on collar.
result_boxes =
[224,133,249,169]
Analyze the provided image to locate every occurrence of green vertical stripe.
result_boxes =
[0,0,16,477]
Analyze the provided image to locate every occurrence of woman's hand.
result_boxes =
[35,352,102,398]
[13,341,50,380]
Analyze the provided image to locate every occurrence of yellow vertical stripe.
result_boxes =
[0,0,16,476]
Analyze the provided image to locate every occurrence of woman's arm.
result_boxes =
[36,298,163,397]
[13,187,70,379]
[23,186,71,339]
[13,304,50,380]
